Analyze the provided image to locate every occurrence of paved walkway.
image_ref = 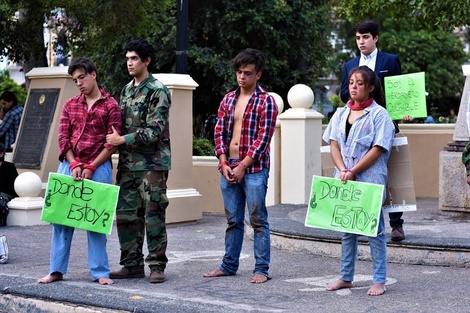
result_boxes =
[266,197,470,268]
[0,198,468,312]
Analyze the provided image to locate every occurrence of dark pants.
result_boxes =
[389,212,403,227]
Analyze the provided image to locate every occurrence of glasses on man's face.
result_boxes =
[72,73,89,85]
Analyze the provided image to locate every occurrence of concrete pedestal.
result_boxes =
[279,108,323,204]
[439,74,470,212]
[439,150,470,212]
[6,172,45,226]
[7,197,46,226]
[266,121,281,206]
[155,74,202,223]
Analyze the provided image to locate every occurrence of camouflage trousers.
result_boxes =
[116,170,169,271]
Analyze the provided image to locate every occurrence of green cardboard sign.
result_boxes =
[305,176,384,237]
[384,72,427,120]
[41,173,119,235]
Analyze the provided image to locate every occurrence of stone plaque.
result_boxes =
[14,88,60,169]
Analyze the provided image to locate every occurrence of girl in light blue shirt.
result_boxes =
[323,66,395,296]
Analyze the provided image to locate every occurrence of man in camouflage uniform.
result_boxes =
[106,38,171,283]
[462,142,470,186]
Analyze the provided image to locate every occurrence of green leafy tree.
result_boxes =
[59,0,176,98]
[0,70,27,106]
[188,0,333,119]
[337,0,470,30]
[0,1,52,89]
[380,26,467,115]
[336,15,468,118]
[0,0,175,97]
[1,1,334,130]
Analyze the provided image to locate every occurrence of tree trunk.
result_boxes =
[17,7,48,91]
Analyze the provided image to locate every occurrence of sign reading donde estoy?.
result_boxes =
[305,176,384,237]
[41,173,119,235]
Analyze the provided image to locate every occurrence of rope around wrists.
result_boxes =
[217,160,230,173]
[82,164,97,174]
[342,168,357,179]
[69,159,83,171]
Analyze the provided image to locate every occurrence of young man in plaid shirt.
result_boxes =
[203,48,278,284]
[38,57,121,285]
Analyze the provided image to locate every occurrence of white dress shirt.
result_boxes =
[359,48,378,71]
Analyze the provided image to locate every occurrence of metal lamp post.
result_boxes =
[176,0,188,74]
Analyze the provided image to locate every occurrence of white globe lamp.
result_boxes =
[287,84,314,109]
[14,172,43,197]
[269,92,284,113]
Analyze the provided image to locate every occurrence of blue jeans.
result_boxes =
[339,211,387,284]
[218,165,270,278]
[48,160,112,281]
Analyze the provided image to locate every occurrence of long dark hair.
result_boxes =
[348,66,385,106]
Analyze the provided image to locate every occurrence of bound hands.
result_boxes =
[69,159,96,181]
[80,167,95,180]
[71,166,82,181]
[340,169,356,183]
[220,162,245,184]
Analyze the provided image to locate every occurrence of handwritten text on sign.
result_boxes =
[384,72,427,120]
[41,173,119,235]
[305,176,384,237]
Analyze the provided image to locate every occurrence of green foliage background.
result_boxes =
[338,0,470,31]
[187,0,333,119]
[332,13,468,119]
[1,1,469,126]
[382,27,466,115]
[0,71,27,106]
[192,136,214,156]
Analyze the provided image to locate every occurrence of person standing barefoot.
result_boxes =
[203,48,278,284]
[37,57,120,286]
[324,66,394,296]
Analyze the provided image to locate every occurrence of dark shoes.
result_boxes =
[149,270,165,283]
[110,266,165,283]
[391,225,405,242]
[110,266,145,279]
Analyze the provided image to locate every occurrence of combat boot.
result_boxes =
[110,266,145,279]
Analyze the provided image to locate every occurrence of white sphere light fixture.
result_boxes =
[269,92,284,113]
[287,84,314,109]
[14,172,43,197]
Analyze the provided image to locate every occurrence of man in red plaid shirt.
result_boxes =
[203,48,278,284]
[38,57,121,285]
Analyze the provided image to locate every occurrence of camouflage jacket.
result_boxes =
[462,141,470,176]
[118,74,171,171]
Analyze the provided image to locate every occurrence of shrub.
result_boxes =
[193,136,214,156]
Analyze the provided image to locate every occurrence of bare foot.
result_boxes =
[367,283,386,296]
[97,277,114,285]
[326,279,353,291]
[250,274,269,284]
[203,268,227,278]
[37,272,63,284]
